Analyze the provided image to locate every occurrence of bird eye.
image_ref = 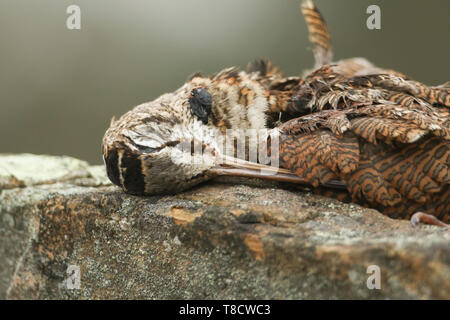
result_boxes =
[189,88,212,124]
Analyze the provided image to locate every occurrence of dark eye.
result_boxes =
[189,88,212,124]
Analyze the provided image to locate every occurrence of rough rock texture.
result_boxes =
[0,153,449,299]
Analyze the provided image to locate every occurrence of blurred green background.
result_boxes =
[0,0,449,164]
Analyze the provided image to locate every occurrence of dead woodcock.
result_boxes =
[102,0,450,226]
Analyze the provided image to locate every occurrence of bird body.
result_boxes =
[102,0,450,223]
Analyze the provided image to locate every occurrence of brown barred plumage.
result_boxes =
[276,103,450,222]
[301,0,332,68]
[102,0,449,225]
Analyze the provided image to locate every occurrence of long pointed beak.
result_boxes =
[209,155,346,189]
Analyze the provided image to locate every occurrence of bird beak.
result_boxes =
[209,155,346,189]
[209,155,310,185]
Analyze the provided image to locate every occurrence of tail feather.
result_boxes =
[301,0,333,68]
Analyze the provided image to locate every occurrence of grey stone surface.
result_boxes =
[0,153,449,299]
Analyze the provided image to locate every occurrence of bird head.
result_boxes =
[102,72,305,195]
[102,76,224,195]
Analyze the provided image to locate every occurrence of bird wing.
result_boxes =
[277,69,450,221]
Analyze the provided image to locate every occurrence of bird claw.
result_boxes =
[410,212,448,229]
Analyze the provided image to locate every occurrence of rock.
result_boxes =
[0,153,449,299]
